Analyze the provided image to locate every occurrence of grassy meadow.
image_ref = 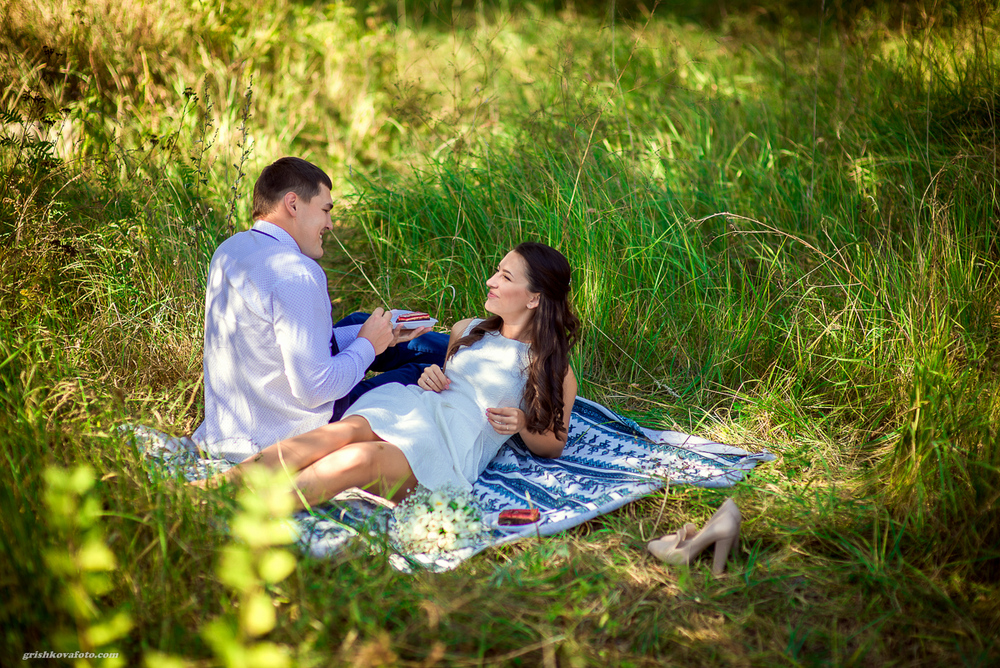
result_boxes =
[2,0,1000,664]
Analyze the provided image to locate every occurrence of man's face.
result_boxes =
[289,184,334,259]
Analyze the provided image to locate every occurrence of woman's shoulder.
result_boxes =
[451,317,479,338]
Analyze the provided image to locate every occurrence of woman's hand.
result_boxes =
[417,364,451,393]
[486,407,526,437]
[389,325,432,347]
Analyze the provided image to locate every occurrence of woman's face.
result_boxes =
[484,251,540,318]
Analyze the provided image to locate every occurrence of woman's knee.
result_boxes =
[312,416,365,442]
[335,416,375,441]
[313,443,377,480]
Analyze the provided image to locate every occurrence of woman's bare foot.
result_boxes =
[188,465,240,490]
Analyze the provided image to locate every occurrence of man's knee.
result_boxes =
[406,331,449,358]
[333,312,370,328]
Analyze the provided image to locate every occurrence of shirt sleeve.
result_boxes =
[333,324,363,354]
[270,274,376,408]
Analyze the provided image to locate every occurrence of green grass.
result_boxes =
[3,0,1000,665]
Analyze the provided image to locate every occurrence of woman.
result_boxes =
[198,242,579,507]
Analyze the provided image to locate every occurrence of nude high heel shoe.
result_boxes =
[648,499,741,575]
[647,523,698,559]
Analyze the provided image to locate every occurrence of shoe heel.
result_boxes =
[711,534,736,575]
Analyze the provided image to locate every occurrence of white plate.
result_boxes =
[390,309,439,329]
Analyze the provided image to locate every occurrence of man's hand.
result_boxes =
[389,325,431,347]
[417,364,450,393]
[357,307,394,355]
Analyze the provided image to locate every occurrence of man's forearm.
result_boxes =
[333,324,363,353]
[284,336,376,408]
[272,277,376,408]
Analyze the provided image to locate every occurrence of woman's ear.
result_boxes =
[527,293,541,310]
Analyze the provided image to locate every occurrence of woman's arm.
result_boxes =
[416,318,474,392]
[487,366,577,459]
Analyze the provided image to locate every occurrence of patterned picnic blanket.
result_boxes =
[131,396,774,572]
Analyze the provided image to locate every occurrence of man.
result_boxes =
[192,157,447,462]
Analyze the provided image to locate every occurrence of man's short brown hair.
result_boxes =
[251,157,333,220]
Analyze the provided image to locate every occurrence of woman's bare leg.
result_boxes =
[290,440,418,508]
[191,416,377,488]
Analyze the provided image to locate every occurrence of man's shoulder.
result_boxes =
[212,231,324,283]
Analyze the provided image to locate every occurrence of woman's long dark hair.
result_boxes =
[448,242,580,439]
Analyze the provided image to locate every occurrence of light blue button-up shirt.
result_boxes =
[192,220,376,462]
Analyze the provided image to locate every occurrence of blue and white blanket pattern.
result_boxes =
[133,396,774,572]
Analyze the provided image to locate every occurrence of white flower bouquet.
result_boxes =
[392,485,488,555]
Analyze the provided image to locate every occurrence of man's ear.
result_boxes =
[283,190,299,217]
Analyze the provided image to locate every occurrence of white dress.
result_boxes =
[345,320,530,491]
